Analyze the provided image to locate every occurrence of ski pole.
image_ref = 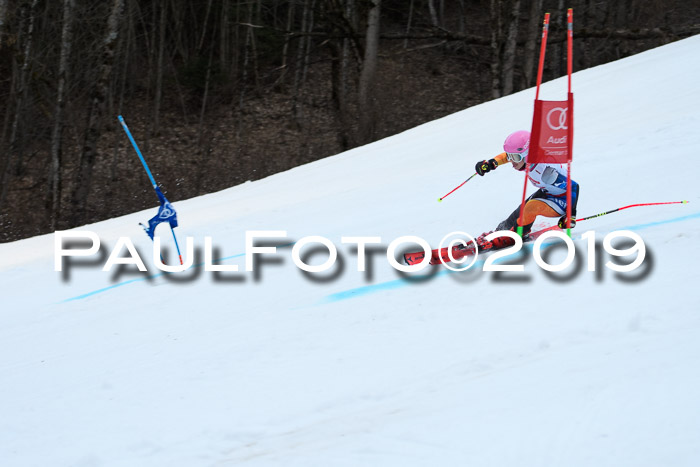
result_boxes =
[438,173,478,202]
[576,200,689,222]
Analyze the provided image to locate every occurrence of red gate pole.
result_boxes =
[535,13,550,101]
[565,8,574,236]
[518,13,550,237]
[567,9,573,94]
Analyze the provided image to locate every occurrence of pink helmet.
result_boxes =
[503,130,530,162]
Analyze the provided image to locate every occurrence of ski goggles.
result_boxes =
[506,148,528,163]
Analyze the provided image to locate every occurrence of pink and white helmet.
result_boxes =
[503,130,530,163]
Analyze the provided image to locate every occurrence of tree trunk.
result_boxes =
[427,0,438,28]
[329,35,351,150]
[152,0,167,137]
[0,0,38,212]
[220,0,230,76]
[71,0,125,226]
[49,0,75,231]
[325,0,356,149]
[144,0,157,151]
[301,1,315,88]
[0,0,9,188]
[195,47,214,193]
[552,0,566,77]
[358,0,381,144]
[274,0,295,88]
[0,0,8,47]
[580,0,592,70]
[236,0,254,146]
[198,0,213,52]
[457,0,466,35]
[249,4,262,95]
[403,0,413,49]
[111,0,132,183]
[523,0,543,88]
[291,0,313,129]
[197,48,214,150]
[12,0,38,175]
[170,0,187,62]
[489,0,502,99]
[339,0,355,148]
[501,0,521,96]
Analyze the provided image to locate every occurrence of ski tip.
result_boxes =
[682,200,689,204]
[438,198,442,203]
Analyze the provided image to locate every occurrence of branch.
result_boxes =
[235,22,700,48]
[547,24,700,43]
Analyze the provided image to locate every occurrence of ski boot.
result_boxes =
[476,229,520,251]
[475,231,494,251]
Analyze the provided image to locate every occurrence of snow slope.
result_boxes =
[2,35,700,467]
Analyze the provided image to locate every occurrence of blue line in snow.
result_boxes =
[59,245,291,303]
[321,277,411,301]
[320,209,700,304]
[619,210,700,231]
[318,267,465,304]
[59,212,699,304]
[61,276,164,302]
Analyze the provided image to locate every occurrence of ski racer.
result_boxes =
[474,129,579,248]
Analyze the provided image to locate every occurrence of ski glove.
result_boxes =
[557,215,577,229]
[475,159,498,176]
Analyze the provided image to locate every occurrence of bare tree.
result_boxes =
[0,0,39,211]
[0,3,14,196]
[0,0,8,47]
[48,0,75,231]
[0,0,10,162]
[340,0,358,148]
[152,0,167,137]
[358,0,381,144]
[427,0,439,28]
[325,0,357,150]
[273,0,296,88]
[489,0,521,98]
[198,0,214,52]
[291,0,314,129]
[2,0,700,242]
[551,0,566,77]
[523,0,543,88]
[71,0,125,225]
[501,0,521,95]
[580,0,593,69]
[457,0,466,35]
[489,0,503,98]
[195,47,214,193]
[219,0,231,76]
[12,0,38,174]
[403,0,414,49]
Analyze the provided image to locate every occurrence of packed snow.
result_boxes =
[1,35,700,467]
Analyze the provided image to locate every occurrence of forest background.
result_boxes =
[0,0,698,242]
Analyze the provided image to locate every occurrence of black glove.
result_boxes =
[475,159,498,176]
[558,215,576,229]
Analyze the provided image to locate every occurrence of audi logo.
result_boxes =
[546,107,568,130]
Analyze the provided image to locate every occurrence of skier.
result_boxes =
[474,129,579,249]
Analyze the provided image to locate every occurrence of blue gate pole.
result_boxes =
[118,115,184,265]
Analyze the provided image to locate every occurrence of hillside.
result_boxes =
[1,35,700,467]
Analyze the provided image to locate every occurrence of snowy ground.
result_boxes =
[1,35,700,467]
